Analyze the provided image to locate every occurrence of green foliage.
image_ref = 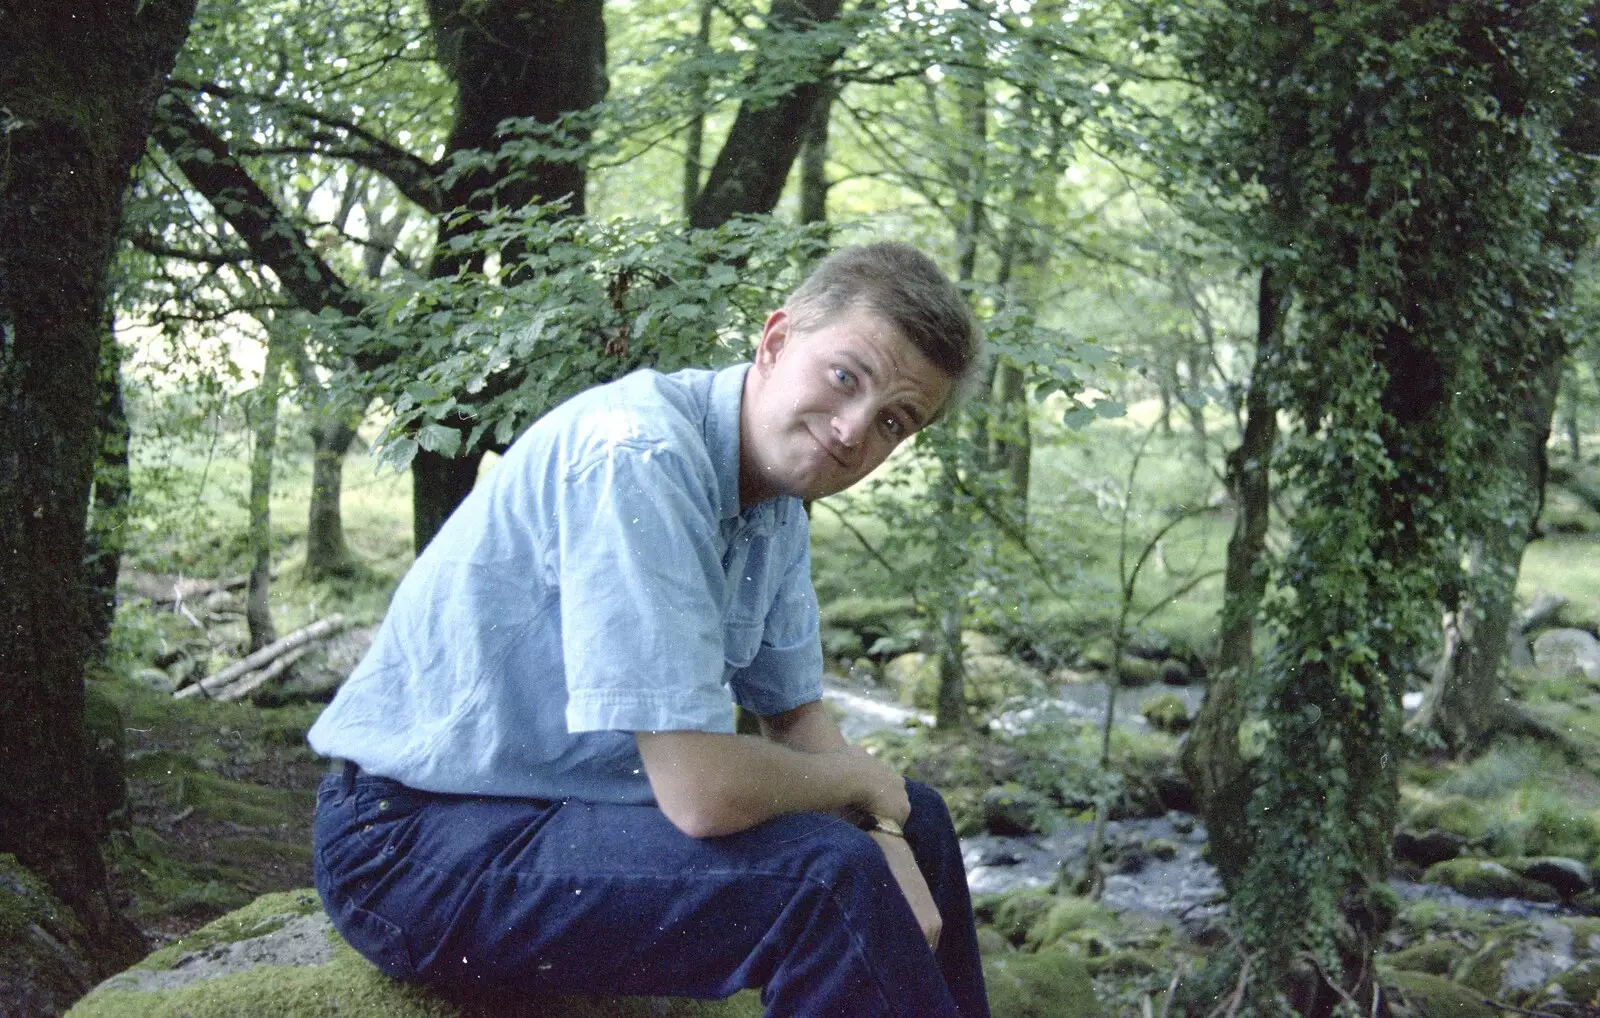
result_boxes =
[1159,0,1600,992]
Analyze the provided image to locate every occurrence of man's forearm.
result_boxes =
[636,725,905,838]
[758,699,848,754]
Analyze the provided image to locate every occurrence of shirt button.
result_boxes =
[378,800,390,811]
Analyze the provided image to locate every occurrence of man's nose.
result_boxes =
[831,403,873,448]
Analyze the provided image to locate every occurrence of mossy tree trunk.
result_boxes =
[1180,267,1285,891]
[83,328,132,670]
[0,0,196,973]
[412,0,609,551]
[246,320,291,651]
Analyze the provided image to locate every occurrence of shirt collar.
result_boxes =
[706,363,750,523]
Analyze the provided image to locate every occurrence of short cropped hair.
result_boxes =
[784,243,986,415]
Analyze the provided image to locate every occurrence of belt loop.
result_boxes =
[340,759,358,797]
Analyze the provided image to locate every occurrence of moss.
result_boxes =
[983,950,1101,1018]
[1548,958,1600,1009]
[1025,896,1118,952]
[136,889,325,971]
[69,891,764,1018]
[1383,970,1497,1018]
[1423,859,1561,903]
[988,889,1058,947]
[1139,694,1190,733]
[1385,938,1467,977]
[1406,795,1493,842]
[1082,949,1160,976]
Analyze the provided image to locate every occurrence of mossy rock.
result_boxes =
[983,950,1100,1018]
[1,853,97,1018]
[1024,896,1118,953]
[1422,859,1560,903]
[1082,948,1161,977]
[1384,938,1468,977]
[818,594,917,636]
[1405,795,1493,842]
[1139,694,1190,734]
[883,652,940,710]
[68,889,763,1018]
[1454,917,1600,1006]
[986,889,1059,947]
[1383,970,1497,1018]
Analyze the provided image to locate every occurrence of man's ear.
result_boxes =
[754,309,791,375]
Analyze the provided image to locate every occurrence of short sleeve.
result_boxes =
[730,536,824,717]
[557,443,735,735]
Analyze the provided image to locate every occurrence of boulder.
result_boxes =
[1422,859,1561,904]
[1383,938,1466,977]
[1531,628,1600,681]
[67,889,764,1018]
[72,888,1062,1018]
[1455,916,1600,1008]
[1382,970,1497,1018]
[982,785,1049,836]
[883,652,939,709]
[1510,857,1594,898]
[1,854,97,1018]
[1140,694,1191,733]
[1158,659,1193,686]
[1517,592,1570,634]
[1394,829,1469,868]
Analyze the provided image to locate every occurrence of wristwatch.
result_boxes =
[857,813,905,838]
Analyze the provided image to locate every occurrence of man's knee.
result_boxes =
[906,779,955,831]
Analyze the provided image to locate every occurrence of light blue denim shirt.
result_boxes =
[306,364,823,804]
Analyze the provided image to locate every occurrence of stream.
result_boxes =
[823,676,1571,924]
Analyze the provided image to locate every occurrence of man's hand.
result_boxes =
[871,830,942,950]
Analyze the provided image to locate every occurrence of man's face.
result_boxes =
[739,305,953,506]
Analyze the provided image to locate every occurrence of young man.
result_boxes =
[308,243,990,1016]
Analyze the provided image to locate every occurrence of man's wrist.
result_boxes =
[856,812,905,838]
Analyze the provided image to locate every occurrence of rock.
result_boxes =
[986,889,1058,947]
[820,625,863,661]
[1,854,97,1018]
[983,785,1048,836]
[983,950,1101,1018]
[1532,628,1600,681]
[1153,770,1196,813]
[963,631,1006,657]
[1511,857,1594,897]
[1146,839,1179,862]
[967,654,1047,703]
[1022,895,1117,953]
[883,652,939,710]
[1455,917,1600,1007]
[1383,970,1497,1018]
[1517,592,1570,634]
[131,667,176,694]
[846,657,879,685]
[1140,694,1191,733]
[69,889,764,1018]
[1394,829,1469,868]
[1422,859,1561,903]
[1383,938,1466,977]
[1158,659,1192,686]
[1116,656,1163,686]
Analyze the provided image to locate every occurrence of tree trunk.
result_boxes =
[413,0,608,552]
[246,325,289,651]
[0,0,195,973]
[1180,267,1285,891]
[305,409,361,580]
[798,80,835,228]
[689,0,846,229]
[933,463,967,731]
[83,329,132,669]
[412,443,485,554]
[682,0,714,221]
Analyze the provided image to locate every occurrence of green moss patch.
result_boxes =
[983,950,1101,1018]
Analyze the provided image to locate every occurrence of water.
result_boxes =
[823,676,1577,923]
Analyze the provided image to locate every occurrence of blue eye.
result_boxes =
[833,367,855,388]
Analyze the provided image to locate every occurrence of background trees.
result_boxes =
[8,0,1600,1014]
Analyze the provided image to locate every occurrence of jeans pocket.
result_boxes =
[332,903,418,981]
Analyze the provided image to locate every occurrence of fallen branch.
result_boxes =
[212,643,315,703]
[124,570,250,605]
[176,615,347,700]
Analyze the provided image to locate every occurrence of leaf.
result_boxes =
[417,423,462,458]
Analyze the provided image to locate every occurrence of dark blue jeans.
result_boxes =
[314,764,988,1017]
